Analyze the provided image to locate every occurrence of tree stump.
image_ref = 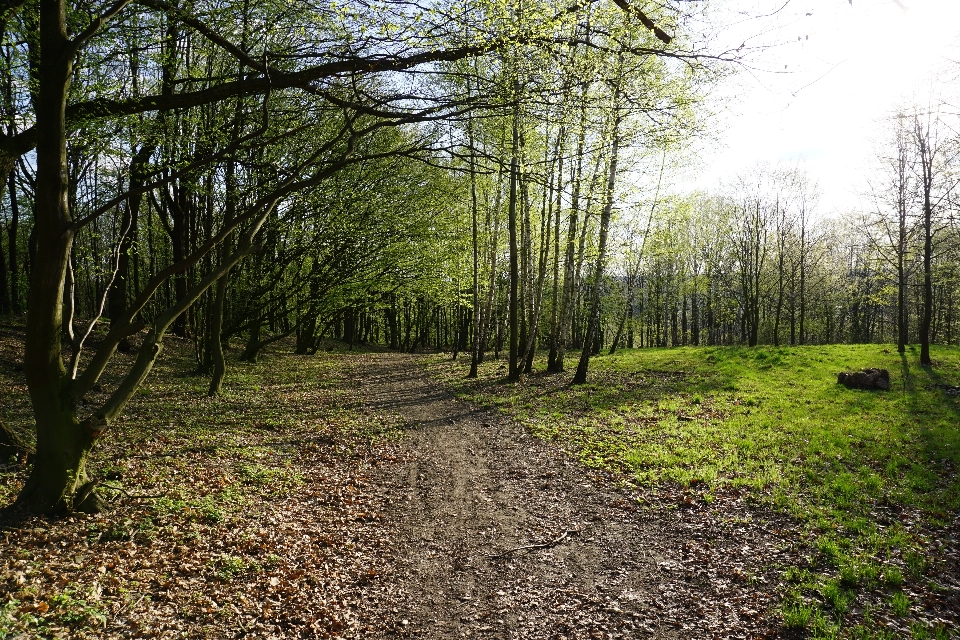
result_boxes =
[837,368,890,391]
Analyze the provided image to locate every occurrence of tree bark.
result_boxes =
[507,94,520,381]
[573,89,621,384]
[17,0,96,513]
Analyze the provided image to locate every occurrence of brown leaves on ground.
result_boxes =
[0,328,411,639]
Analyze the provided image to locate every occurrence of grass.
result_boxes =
[890,590,910,617]
[429,343,960,638]
[782,597,814,629]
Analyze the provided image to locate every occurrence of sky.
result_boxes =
[683,0,960,214]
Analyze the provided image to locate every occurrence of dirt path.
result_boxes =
[352,353,784,640]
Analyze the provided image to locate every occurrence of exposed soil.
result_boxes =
[356,352,787,639]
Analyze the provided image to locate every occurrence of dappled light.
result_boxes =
[2,0,960,637]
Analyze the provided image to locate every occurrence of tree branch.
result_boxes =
[65,0,137,63]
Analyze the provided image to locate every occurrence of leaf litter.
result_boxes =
[1,329,412,639]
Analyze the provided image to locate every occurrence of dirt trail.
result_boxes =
[353,353,782,640]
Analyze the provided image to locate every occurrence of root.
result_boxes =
[74,481,109,514]
[99,481,163,501]
[0,418,34,463]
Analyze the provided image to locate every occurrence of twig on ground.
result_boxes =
[487,529,577,559]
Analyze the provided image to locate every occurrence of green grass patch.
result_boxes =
[890,590,910,617]
[782,596,814,629]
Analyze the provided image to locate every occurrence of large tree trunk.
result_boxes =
[17,0,100,513]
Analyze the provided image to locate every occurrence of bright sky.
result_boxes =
[684,0,960,213]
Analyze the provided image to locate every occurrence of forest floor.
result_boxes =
[1,323,958,639]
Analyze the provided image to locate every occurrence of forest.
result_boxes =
[1,0,959,638]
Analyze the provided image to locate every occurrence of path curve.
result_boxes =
[352,352,779,640]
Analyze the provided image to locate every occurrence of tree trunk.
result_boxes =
[467,80,481,378]
[6,163,19,314]
[0,206,7,314]
[609,287,630,355]
[507,96,521,381]
[207,272,229,395]
[915,113,935,366]
[546,136,564,370]
[573,90,621,384]
[17,0,101,513]
[799,225,806,345]
[920,196,933,366]
[691,285,699,346]
[894,119,909,354]
[240,318,262,362]
[518,163,530,369]
[109,143,153,352]
[523,131,557,374]
[898,225,906,353]
[552,90,588,373]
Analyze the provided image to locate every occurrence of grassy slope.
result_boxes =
[430,344,960,640]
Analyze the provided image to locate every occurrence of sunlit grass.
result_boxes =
[429,343,960,638]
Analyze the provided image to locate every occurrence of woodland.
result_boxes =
[1,0,959,638]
